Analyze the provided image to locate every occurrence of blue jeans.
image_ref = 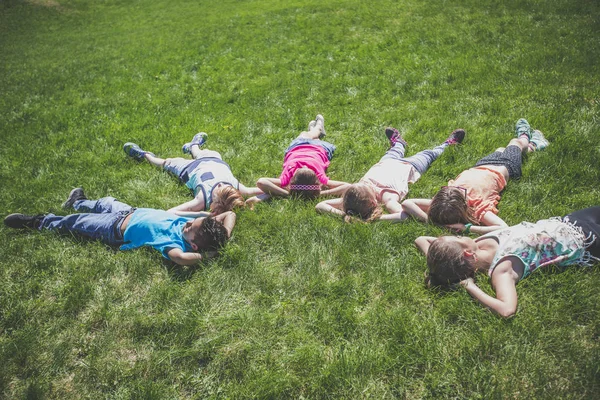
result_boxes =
[380,142,448,174]
[39,197,133,246]
[285,138,336,160]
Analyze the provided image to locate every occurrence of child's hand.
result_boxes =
[460,277,475,288]
[245,197,259,210]
[446,223,466,233]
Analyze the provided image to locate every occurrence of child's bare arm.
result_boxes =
[378,197,409,222]
[169,210,212,218]
[214,210,236,237]
[320,180,351,196]
[238,183,264,197]
[477,212,509,230]
[402,199,431,222]
[167,248,205,266]
[256,177,289,197]
[462,259,519,318]
[414,236,437,255]
[167,197,205,214]
[315,198,345,216]
[245,193,271,208]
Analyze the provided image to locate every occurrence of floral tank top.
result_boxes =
[482,218,598,280]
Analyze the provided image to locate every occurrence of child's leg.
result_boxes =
[565,207,600,258]
[144,153,168,168]
[39,212,125,245]
[74,197,134,214]
[475,142,524,179]
[396,142,449,175]
[190,146,223,160]
[298,115,325,140]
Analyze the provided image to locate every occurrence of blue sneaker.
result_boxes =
[515,118,532,140]
[182,132,208,154]
[530,129,549,151]
[385,127,407,147]
[123,142,154,161]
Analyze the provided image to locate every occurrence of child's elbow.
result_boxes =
[497,305,517,319]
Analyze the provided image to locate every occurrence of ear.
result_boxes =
[463,249,477,261]
[190,242,198,251]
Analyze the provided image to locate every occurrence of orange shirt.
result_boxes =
[448,166,507,223]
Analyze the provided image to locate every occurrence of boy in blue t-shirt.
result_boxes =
[3,188,236,266]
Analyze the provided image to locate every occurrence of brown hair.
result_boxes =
[190,216,228,251]
[428,186,477,226]
[289,169,321,200]
[425,238,476,289]
[210,185,245,215]
[342,184,383,222]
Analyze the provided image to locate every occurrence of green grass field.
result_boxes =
[1,0,599,398]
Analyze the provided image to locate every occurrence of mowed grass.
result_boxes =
[1,0,599,398]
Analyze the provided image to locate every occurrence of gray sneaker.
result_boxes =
[124,142,154,161]
[315,114,326,138]
[62,188,87,209]
[182,132,208,154]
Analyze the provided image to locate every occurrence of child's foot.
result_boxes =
[4,213,45,229]
[62,188,87,209]
[182,132,208,154]
[530,129,549,151]
[515,118,532,140]
[315,114,326,139]
[385,127,407,147]
[445,129,466,145]
[308,119,317,131]
[123,142,154,161]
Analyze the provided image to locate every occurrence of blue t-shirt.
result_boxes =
[120,208,194,258]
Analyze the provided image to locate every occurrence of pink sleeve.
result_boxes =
[318,173,329,186]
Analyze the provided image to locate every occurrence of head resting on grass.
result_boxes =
[184,216,228,252]
[289,167,321,200]
[211,185,245,215]
[342,183,382,222]
[429,186,477,226]
[425,236,478,289]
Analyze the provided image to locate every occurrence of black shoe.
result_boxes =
[4,213,45,229]
[62,188,87,209]
[445,129,466,145]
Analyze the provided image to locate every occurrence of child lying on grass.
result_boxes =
[4,188,235,266]
[402,119,549,234]
[124,132,263,216]
[245,114,350,206]
[316,127,464,222]
[415,206,600,318]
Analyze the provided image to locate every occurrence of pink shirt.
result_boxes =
[279,144,330,187]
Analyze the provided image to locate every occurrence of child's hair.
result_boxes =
[425,238,476,289]
[428,187,477,226]
[342,183,383,222]
[210,185,245,215]
[289,169,321,199]
[191,216,228,251]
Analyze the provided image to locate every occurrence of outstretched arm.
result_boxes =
[320,180,351,197]
[256,177,289,197]
[167,196,205,214]
[378,194,409,223]
[414,236,437,255]
[169,211,212,218]
[461,259,519,318]
[447,212,509,235]
[214,210,236,238]
[315,198,345,217]
[402,199,431,222]
[238,183,264,197]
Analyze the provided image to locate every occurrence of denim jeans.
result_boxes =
[380,142,448,174]
[285,138,336,161]
[39,197,133,246]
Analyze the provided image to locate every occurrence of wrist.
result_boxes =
[464,223,472,233]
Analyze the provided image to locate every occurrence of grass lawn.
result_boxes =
[1,0,599,398]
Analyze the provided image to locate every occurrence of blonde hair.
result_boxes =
[425,238,476,289]
[210,185,244,215]
[429,186,477,226]
[289,169,321,200]
[342,183,383,222]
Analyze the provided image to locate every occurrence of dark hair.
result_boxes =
[342,184,382,222]
[289,168,321,200]
[211,185,245,215]
[425,238,476,289]
[191,217,228,251]
[429,187,477,226]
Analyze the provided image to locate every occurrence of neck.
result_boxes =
[474,238,498,272]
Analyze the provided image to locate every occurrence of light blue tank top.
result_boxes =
[185,159,239,210]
